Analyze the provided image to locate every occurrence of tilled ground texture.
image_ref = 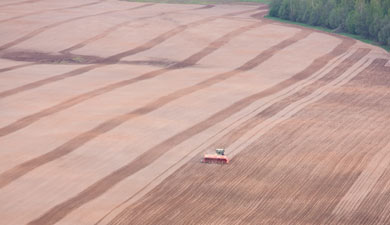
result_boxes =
[0,0,389,225]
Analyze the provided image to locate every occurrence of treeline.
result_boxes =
[269,0,390,47]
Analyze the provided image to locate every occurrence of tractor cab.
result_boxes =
[216,148,225,155]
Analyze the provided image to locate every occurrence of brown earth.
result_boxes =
[0,0,389,225]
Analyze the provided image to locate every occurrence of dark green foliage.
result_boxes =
[379,22,390,45]
[270,0,390,48]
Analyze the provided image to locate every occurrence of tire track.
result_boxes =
[23,29,311,225]
[353,156,390,225]
[59,19,134,54]
[0,3,154,52]
[332,140,390,218]
[145,103,366,224]
[279,61,390,225]
[194,4,215,10]
[246,81,388,225]
[107,50,372,224]
[0,5,212,72]
[96,41,355,225]
[355,158,390,225]
[227,57,372,159]
[0,0,104,24]
[358,168,390,225]
[310,60,390,225]
[59,4,214,55]
[0,0,42,8]
[0,8,262,100]
[112,59,384,225]
[236,61,390,225]
[316,136,390,225]
[211,49,369,152]
[245,107,385,224]
[244,105,387,225]
[0,62,37,73]
[101,7,265,64]
[109,125,306,225]
[0,20,266,139]
[108,47,369,225]
[109,116,349,224]
[0,25,305,189]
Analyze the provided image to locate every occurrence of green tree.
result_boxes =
[269,0,390,48]
[278,0,291,20]
[328,6,346,29]
[379,21,390,45]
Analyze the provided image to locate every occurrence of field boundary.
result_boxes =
[122,0,390,53]
[121,0,271,5]
[265,16,390,53]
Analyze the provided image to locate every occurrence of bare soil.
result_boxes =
[0,0,389,225]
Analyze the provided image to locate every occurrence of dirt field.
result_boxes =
[0,0,390,224]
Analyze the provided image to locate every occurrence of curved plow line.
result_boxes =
[23,30,310,225]
[109,105,386,224]
[0,0,104,24]
[0,22,264,138]
[376,176,390,224]
[166,63,388,224]
[252,86,390,224]
[198,50,354,150]
[166,58,373,224]
[0,8,261,100]
[227,57,374,159]
[332,133,390,216]
[0,21,273,192]
[158,47,354,161]
[60,4,212,54]
[172,48,354,157]
[253,59,390,223]
[94,45,354,225]
[222,10,268,22]
[242,101,388,224]
[0,0,42,8]
[0,4,208,75]
[137,89,384,224]
[0,3,155,52]
[0,62,37,74]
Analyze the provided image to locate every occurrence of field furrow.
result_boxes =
[109,60,390,225]
[0,1,389,225]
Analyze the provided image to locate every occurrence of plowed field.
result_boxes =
[0,0,389,224]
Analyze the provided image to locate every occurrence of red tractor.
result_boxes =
[202,148,229,164]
